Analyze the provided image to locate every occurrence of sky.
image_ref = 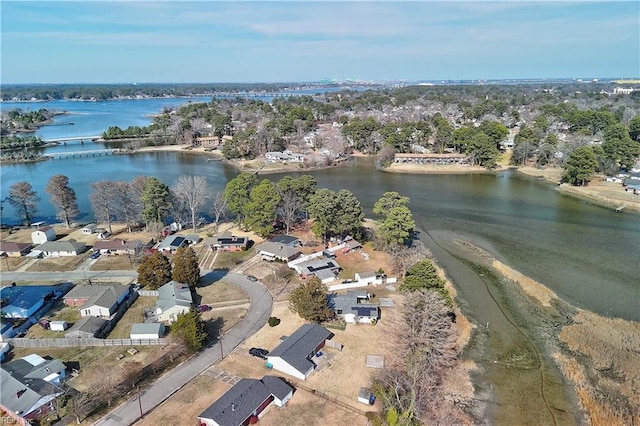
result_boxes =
[1,1,638,84]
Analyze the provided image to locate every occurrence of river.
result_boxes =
[2,98,639,325]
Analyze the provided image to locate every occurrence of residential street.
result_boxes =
[0,270,138,282]
[93,271,273,426]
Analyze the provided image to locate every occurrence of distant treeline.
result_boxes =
[0,82,343,101]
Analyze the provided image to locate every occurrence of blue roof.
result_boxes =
[0,285,59,312]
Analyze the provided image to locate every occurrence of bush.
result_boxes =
[268,316,281,327]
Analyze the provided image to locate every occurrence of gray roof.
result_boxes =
[157,235,186,250]
[268,324,333,375]
[357,270,376,279]
[297,258,341,276]
[131,323,164,335]
[64,283,130,310]
[2,355,66,381]
[66,316,107,336]
[199,376,293,426]
[183,234,201,244]
[0,367,63,417]
[204,234,249,247]
[269,235,298,246]
[255,241,301,259]
[157,281,193,312]
[329,291,379,318]
[93,238,143,251]
[35,240,86,253]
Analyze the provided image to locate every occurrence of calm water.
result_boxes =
[1,99,639,321]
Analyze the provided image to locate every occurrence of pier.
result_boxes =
[47,149,119,160]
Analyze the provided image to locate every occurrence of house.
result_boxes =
[64,316,108,338]
[93,238,144,256]
[156,281,193,323]
[264,150,305,163]
[328,291,380,324]
[0,241,33,257]
[204,232,249,252]
[63,283,131,318]
[292,258,341,284]
[197,376,293,426]
[255,242,301,262]
[33,240,87,257]
[355,271,378,284]
[130,323,165,340]
[266,323,334,380]
[0,284,59,319]
[269,235,299,247]
[155,235,188,254]
[342,239,362,253]
[393,153,469,165]
[81,223,98,235]
[31,226,56,245]
[0,354,67,422]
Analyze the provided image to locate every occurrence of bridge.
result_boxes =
[46,149,120,159]
[43,135,101,143]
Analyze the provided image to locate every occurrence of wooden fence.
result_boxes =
[7,337,167,348]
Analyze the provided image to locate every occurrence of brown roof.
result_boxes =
[0,241,33,253]
[38,226,53,232]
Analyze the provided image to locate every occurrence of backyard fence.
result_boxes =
[7,337,167,348]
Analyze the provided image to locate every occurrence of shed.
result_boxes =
[49,321,68,332]
[65,317,108,338]
[358,387,374,405]
[31,226,56,245]
[130,323,165,339]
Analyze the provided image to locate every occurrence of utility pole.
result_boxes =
[220,338,224,360]
[137,386,143,419]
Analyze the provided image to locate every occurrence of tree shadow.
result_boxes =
[205,316,226,344]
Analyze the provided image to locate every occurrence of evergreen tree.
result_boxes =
[137,252,172,289]
[562,146,598,186]
[244,179,281,237]
[172,246,201,288]
[141,177,173,225]
[171,308,207,352]
[289,277,332,322]
[400,259,445,293]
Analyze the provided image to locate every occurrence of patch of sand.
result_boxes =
[385,163,501,174]
[491,260,558,307]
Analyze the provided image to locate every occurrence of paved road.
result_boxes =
[0,270,138,282]
[94,271,273,426]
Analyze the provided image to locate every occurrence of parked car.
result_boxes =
[197,304,212,312]
[249,347,269,359]
[90,251,101,259]
[246,275,258,282]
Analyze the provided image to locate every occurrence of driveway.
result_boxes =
[93,271,273,426]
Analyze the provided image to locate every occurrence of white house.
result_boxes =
[130,323,165,339]
[31,226,56,245]
[81,223,98,235]
[264,150,305,163]
[197,376,293,426]
[33,240,87,257]
[329,291,380,324]
[266,323,334,380]
[63,283,131,318]
[156,281,193,323]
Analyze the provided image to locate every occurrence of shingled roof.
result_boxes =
[268,324,333,376]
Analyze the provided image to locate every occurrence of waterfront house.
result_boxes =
[197,376,293,426]
[393,153,468,165]
[266,323,334,380]
[265,150,305,163]
[328,291,379,324]
[81,223,98,235]
[31,226,56,245]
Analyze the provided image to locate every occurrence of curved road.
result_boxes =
[92,270,273,426]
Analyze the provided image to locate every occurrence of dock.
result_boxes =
[615,205,626,212]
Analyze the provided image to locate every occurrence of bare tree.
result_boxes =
[46,174,80,228]
[375,290,458,424]
[111,181,142,233]
[7,181,40,226]
[210,192,227,233]
[89,181,117,233]
[171,175,210,231]
[279,190,303,234]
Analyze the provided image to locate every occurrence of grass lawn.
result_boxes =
[211,250,254,270]
[25,253,89,272]
[107,296,157,339]
[90,254,138,271]
[0,256,29,273]
[195,280,249,306]
[25,300,81,339]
